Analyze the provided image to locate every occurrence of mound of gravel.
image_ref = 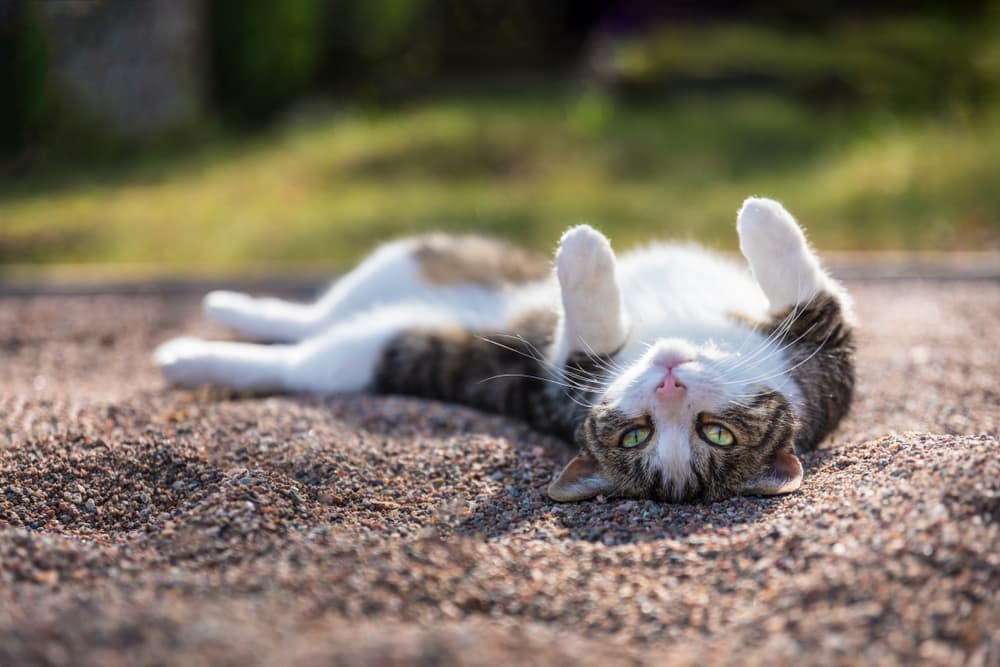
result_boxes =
[1,280,997,666]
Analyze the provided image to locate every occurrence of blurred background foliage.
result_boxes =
[208,0,324,121]
[1,0,999,275]
[0,1,49,153]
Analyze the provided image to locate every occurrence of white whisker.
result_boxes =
[476,373,599,408]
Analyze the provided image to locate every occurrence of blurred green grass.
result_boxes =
[2,91,999,275]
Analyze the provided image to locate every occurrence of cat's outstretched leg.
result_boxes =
[202,291,323,343]
[203,240,436,343]
[157,304,463,394]
[551,225,629,366]
[154,337,293,391]
[736,197,851,316]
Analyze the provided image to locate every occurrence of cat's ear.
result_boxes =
[741,446,803,496]
[548,452,616,502]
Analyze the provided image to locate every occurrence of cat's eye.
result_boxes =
[698,423,735,447]
[620,426,653,449]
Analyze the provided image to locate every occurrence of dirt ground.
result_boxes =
[1,279,998,666]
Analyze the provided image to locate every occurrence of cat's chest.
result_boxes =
[616,245,770,328]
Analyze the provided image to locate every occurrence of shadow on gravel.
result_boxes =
[131,389,863,547]
[799,446,843,474]
[300,394,809,545]
[456,481,790,545]
[455,435,852,545]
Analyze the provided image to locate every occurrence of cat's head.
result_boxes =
[548,338,803,503]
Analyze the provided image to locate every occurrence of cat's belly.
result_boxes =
[615,243,774,363]
[618,243,769,322]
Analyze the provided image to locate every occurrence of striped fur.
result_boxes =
[374,322,607,443]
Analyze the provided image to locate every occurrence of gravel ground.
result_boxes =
[0,279,998,666]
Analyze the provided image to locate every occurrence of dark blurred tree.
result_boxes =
[0,0,49,153]
[208,0,324,121]
[316,0,613,99]
[312,0,996,104]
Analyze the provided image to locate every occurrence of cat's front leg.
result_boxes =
[736,197,856,454]
[552,225,629,366]
[736,197,851,316]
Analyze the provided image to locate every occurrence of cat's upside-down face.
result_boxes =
[552,337,805,503]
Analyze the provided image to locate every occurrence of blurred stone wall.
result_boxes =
[40,0,203,137]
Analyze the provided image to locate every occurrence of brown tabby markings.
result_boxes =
[415,234,550,287]
[765,293,855,452]
[374,312,603,443]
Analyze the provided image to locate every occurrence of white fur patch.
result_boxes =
[652,424,695,499]
[154,337,292,390]
[203,239,520,343]
[204,290,319,343]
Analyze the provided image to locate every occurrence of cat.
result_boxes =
[155,197,855,503]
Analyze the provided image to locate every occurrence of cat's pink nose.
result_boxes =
[656,368,686,398]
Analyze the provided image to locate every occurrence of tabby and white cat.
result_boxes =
[155,197,855,502]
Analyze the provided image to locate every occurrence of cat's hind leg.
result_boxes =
[203,291,323,343]
[154,337,293,391]
[157,303,470,394]
[552,225,629,364]
[203,240,434,343]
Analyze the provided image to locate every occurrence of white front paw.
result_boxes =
[556,224,616,291]
[736,197,829,311]
[554,225,627,353]
[154,337,214,387]
[737,197,809,262]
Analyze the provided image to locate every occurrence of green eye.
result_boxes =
[699,423,735,447]
[620,426,653,448]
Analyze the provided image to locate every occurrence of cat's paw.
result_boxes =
[737,197,830,311]
[154,337,215,387]
[554,225,628,354]
[737,197,809,261]
[556,225,616,291]
[204,290,254,326]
